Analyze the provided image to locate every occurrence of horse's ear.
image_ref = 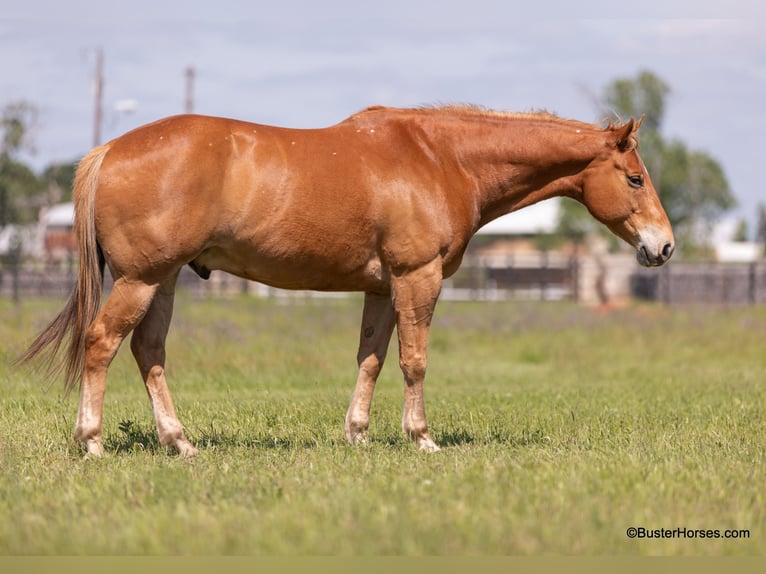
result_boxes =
[614,118,635,151]
[635,114,645,131]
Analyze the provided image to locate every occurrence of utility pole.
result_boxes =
[185,67,195,114]
[93,47,104,147]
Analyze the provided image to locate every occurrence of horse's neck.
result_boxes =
[433,116,605,228]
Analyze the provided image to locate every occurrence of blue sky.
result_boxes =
[2,0,764,233]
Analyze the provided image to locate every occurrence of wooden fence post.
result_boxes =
[749,262,756,305]
[10,232,22,306]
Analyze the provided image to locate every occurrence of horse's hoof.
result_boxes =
[175,440,199,458]
[416,436,441,453]
[82,439,104,459]
[345,429,369,446]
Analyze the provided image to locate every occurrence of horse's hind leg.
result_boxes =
[75,278,159,457]
[129,276,197,457]
[345,292,397,445]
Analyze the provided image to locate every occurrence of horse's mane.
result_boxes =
[356,103,612,133]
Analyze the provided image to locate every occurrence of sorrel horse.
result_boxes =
[19,105,674,456]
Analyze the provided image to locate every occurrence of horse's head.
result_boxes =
[581,118,674,267]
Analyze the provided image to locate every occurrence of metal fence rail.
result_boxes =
[632,262,766,305]
[3,258,766,305]
[0,261,249,301]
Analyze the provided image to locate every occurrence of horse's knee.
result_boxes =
[399,353,427,382]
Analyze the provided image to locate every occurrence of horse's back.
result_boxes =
[92,115,387,288]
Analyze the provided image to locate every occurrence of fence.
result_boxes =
[443,251,578,301]
[631,261,766,305]
[0,257,77,301]
[2,257,766,305]
[0,259,254,301]
[1,255,581,303]
[443,251,644,305]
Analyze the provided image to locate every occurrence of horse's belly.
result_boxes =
[193,245,389,293]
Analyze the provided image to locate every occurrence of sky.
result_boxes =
[2,0,765,235]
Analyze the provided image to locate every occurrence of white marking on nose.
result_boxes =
[370,129,375,134]
[636,224,675,267]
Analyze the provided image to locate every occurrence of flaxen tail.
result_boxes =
[16,145,110,394]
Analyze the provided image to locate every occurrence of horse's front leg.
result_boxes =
[391,259,443,452]
[345,292,397,445]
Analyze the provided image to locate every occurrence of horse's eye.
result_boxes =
[627,174,644,188]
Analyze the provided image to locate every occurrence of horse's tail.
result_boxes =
[16,144,110,394]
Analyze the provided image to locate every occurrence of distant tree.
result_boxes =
[0,101,46,226]
[756,203,766,247]
[0,158,42,226]
[1,101,37,156]
[602,69,670,131]
[733,219,749,242]
[42,161,78,203]
[560,70,736,258]
[657,141,735,229]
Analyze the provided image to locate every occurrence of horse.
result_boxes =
[18,105,674,456]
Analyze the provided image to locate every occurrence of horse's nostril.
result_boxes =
[661,242,674,259]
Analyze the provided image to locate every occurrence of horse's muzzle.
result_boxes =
[637,240,674,267]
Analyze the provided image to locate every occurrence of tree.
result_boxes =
[0,101,45,226]
[1,101,37,156]
[733,219,749,243]
[756,203,766,247]
[0,157,42,226]
[602,70,670,131]
[42,161,78,203]
[560,70,736,258]
[657,140,735,229]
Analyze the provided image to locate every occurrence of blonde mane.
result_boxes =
[357,103,610,133]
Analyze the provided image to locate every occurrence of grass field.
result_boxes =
[0,293,764,555]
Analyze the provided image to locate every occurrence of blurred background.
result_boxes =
[1,0,764,305]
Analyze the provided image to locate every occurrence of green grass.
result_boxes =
[0,294,764,555]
